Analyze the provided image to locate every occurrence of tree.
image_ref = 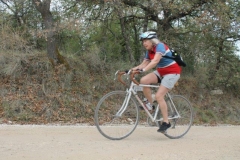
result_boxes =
[32,0,68,67]
[112,1,135,62]
[0,0,29,27]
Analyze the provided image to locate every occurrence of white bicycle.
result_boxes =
[94,70,193,140]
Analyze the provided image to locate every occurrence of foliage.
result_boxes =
[0,0,239,124]
[0,24,31,52]
[0,51,239,125]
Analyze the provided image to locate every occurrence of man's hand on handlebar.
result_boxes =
[136,69,144,73]
[124,70,130,74]
[125,69,144,74]
[116,69,141,85]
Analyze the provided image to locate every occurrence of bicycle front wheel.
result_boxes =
[94,91,139,140]
[164,95,193,139]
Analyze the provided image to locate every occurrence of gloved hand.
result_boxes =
[136,69,144,73]
[125,70,134,74]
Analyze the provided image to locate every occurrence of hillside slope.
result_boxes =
[0,52,239,125]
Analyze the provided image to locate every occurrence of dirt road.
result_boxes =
[0,124,240,160]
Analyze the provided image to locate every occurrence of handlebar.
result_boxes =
[117,71,127,86]
[116,70,141,86]
[130,71,141,85]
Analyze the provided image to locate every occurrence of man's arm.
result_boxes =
[132,59,150,70]
[142,53,162,72]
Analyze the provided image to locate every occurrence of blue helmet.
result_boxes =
[139,31,157,41]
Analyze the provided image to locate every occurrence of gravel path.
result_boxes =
[0,125,240,160]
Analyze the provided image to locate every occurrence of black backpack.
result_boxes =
[163,49,186,67]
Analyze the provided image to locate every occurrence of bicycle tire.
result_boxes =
[94,91,139,140]
[163,95,193,139]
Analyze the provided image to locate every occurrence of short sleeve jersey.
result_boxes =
[144,42,181,76]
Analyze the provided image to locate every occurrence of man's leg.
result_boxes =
[155,74,180,132]
[155,85,169,123]
[140,73,158,104]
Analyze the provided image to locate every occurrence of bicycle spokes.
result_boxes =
[164,95,193,139]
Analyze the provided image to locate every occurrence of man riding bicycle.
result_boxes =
[132,31,181,133]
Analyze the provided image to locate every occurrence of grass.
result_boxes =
[0,50,239,125]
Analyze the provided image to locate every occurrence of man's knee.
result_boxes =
[155,94,164,101]
[140,77,149,84]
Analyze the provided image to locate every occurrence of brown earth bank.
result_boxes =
[0,52,240,125]
[0,125,240,160]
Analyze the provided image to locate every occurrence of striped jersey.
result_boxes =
[144,42,181,76]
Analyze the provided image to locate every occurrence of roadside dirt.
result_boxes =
[0,125,240,160]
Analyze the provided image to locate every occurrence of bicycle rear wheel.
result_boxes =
[94,91,139,140]
[164,95,193,139]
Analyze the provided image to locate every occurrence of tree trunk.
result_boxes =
[118,16,135,62]
[114,1,135,62]
[43,12,58,61]
[32,0,68,67]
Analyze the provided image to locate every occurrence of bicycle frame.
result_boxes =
[95,70,193,140]
[116,79,181,124]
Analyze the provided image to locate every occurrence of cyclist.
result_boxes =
[132,31,181,133]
